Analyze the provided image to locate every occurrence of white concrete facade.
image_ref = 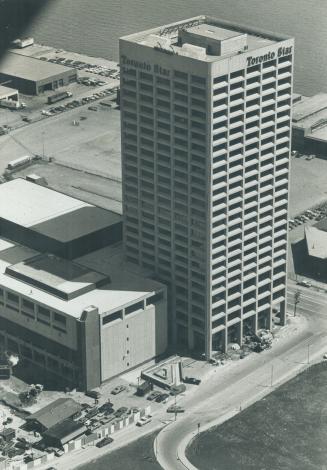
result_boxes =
[120,16,293,357]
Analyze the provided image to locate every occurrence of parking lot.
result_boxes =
[0,101,121,178]
[0,42,120,133]
[289,151,327,217]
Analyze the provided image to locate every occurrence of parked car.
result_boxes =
[96,437,113,448]
[167,405,185,414]
[54,449,64,457]
[183,377,201,385]
[170,384,186,396]
[85,407,99,419]
[111,385,126,395]
[85,390,101,399]
[136,415,152,427]
[155,393,169,403]
[296,280,312,288]
[323,353,327,359]
[147,391,162,401]
[114,406,128,418]
[99,401,113,413]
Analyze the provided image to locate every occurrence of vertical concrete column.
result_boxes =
[77,306,101,391]
[279,299,286,326]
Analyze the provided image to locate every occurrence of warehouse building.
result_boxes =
[0,238,167,391]
[0,179,122,259]
[292,93,327,157]
[0,52,77,95]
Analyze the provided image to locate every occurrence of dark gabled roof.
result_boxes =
[26,398,81,430]
[43,418,86,444]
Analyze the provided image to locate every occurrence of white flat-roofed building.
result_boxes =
[0,179,122,259]
[0,85,19,102]
[0,52,77,95]
[0,238,167,390]
[120,15,293,356]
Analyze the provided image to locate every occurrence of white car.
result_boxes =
[296,280,312,288]
[323,353,327,360]
[136,415,152,427]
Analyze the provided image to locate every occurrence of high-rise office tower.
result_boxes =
[120,16,293,357]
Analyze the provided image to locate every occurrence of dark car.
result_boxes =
[155,393,169,403]
[96,437,113,448]
[85,407,98,419]
[147,391,162,401]
[15,440,30,450]
[170,384,186,396]
[99,401,113,413]
[114,407,128,418]
[167,405,185,414]
[183,377,201,385]
[85,390,101,400]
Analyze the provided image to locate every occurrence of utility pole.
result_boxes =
[307,344,311,364]
[174,395,177,422]
[42,132,45,159]
[294,290,301,316]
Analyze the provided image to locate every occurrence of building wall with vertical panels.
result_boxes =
[120,41,212,351]
[120,17,293,357]
[209,41,293,354]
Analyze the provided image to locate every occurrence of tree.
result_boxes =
[294,290,301,316]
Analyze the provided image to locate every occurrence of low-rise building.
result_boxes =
[0,179,122,259]
[0,238,167,391]
[43,419,87,448]
[0,52,77,95]
[305,219,327,277]
[26,398,82,432]
[0,85,19,103]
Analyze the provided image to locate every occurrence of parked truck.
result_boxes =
[7,155,33,170]
[136,381,152,397]
[47,91,72,105]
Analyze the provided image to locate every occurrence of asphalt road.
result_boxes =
[155,280,327,470]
